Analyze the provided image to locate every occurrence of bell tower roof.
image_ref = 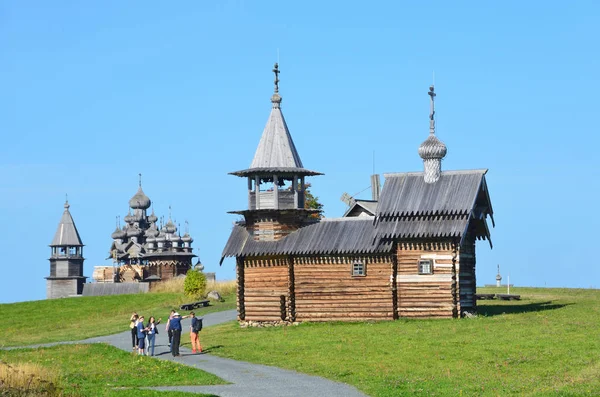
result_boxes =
[50,197,84,247]
[230,63,322,177]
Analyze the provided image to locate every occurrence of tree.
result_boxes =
[304,183,324,219]
[184,268,207,299]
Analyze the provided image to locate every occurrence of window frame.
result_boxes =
[418,259,433,275]
[352,261,366,277]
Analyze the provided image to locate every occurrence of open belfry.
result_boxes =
[222,65,494,323]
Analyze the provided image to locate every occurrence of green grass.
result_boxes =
[0,343,222,396]
[0,292,236,347]
[201,287,600,396]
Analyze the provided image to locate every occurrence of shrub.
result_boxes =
[184,269,207,299]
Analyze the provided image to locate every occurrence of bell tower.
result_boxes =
[229,63,322,241]
[46,198,87,298]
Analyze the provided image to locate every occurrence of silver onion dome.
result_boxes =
[111,226,126,240]
[129,187,151,210]
[126,226,142,237]
[418,134,447,160]
[181,233,193,243]
[147,210,158,224]
[165,219,177,234]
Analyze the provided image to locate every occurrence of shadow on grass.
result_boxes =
[477,300,572,316]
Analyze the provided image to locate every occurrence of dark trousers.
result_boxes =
[168,329,173,346]
[131,327,138,348]
[171,329,181,356]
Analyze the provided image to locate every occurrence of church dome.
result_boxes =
[111,226,126,240]
[126,226,142,237]
[145,225,160,238]
[123,212,135,223]
[165,219,177,234]
[181,233,193,243]
[147,211,158,224]
[129,187,151,210]
[146,236,156,243]
[170,234,182,243]
[418,134,447,160]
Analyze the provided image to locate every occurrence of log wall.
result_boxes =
[243,257,290,321]
[397,241,457,318]
[294,256,394,322]
[459,233,477,315]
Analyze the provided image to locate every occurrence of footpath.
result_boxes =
[8,310,366,397]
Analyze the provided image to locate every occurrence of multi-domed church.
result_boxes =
[93,177,199,285]
[222,65,494,323]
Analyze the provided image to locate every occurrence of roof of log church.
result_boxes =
[221,169,494,261]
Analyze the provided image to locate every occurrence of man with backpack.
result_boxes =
[189,312,203,354]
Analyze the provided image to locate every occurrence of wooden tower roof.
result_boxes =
[50,199,84,247]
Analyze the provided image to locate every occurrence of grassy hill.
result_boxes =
[0,285,235,347]
[200,287,600,396]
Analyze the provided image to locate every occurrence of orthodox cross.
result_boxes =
[138,173,142,187]
[273,63,280,93]
[428,85,436,121]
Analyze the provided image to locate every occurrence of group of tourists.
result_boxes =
[129,310,203,357]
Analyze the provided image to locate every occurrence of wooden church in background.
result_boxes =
[221,65,494,323]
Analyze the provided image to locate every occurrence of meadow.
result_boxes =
[0,344,220,396]
[0,280,236,347]
[199,287,600,396]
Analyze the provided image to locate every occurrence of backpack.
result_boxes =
[192,318,203,333]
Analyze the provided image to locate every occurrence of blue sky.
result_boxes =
[1,1,599,303]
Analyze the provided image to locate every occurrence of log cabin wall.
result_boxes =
[293,255,394,322]
[458,233,477,315]
[243,257,290,322]
[396,241,458,318]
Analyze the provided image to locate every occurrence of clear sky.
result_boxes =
[1,1,599,303]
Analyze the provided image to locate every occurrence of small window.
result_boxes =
[352,262,366,277]
[418,259,433,275]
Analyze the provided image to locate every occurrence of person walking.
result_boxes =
[146,316,161,357]
[189,312,203,354]
[136,315,147,355]
[165,310,175,351]
[129,312,139,351]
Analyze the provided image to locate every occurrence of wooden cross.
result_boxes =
[273,63,280,93]
[428,85,436,121]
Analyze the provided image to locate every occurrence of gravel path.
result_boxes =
[4,309,367,397]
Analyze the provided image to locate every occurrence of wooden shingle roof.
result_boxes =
[50,201,84,247]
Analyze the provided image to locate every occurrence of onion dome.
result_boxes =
[418,134,447,160]
[165,219,177,234]
[112,226,126,240]
[129,187,151,210]
[170,234,182,243]
[146,236,156,243]
[147,210,158,224]
[181,233,193,243]
[156,232,166,243]
[123,211,134,224]
[145,224,160,238]
[126,226,142,237]
[194,259,204,271]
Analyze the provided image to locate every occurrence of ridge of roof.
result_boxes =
[383,169,488,178]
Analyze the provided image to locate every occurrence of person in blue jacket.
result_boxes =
[169,312,191,357]
[136,315,147,355]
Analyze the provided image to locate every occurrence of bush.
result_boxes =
[184,269,207,299]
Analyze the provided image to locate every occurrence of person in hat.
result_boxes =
[169,312,191,357]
